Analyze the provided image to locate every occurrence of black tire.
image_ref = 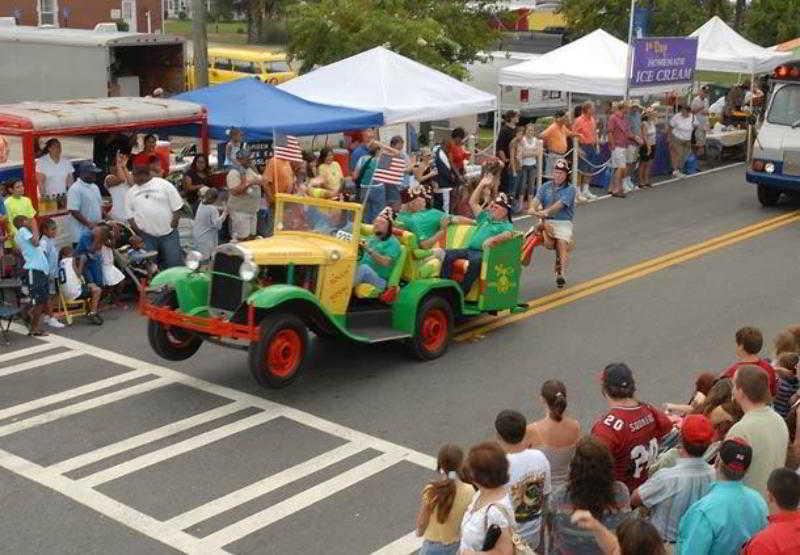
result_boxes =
[757,184,781,207]
[147,290,203,361]
[249,313,309,388]
[407,295,454,361]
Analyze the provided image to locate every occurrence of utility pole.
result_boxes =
[192,0,209,88]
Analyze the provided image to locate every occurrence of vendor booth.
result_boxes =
[279,46,496,125]
[691,16,791,74]
[173,77,384,140]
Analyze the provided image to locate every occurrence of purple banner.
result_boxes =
[630,37,698,89]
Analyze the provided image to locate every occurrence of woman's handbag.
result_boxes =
[482,503,536,555]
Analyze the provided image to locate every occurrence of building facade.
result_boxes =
[0,0,164,33]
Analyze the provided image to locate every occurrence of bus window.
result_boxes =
[215,58,233,71]
[232,60,258,74]
[767,85,800,126]
[266,60,291,73]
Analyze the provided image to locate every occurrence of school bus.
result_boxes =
[187,45,296,89]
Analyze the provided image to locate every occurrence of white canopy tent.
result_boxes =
[498,29,679,96]
[690,16,790,74]
[278,47,496,125]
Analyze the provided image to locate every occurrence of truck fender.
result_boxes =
[392,280,463,335]
[247,285,351,338]
[149,266,195,289]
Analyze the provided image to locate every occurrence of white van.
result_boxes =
[466,51,567,123]
[747,62,800,206]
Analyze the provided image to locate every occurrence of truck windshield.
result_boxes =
[767,84,800,126]
[279,200,356,243]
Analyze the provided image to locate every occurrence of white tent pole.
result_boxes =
[624,0,636,101]
[494,83,502,155]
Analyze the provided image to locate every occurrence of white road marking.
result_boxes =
[165,441,369,530]
[0,377,171,439]
[0,343,59,364]
[49,401,247,474]
[371,532,423,555]
[0,369,151,422]
[0,351,82,379]
[0,448,230,555]
[79,409,282,488]
[201,452,402,549]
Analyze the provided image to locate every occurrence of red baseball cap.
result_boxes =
[680,414,714,444]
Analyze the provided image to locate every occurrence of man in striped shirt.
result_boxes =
[631,414,716,545]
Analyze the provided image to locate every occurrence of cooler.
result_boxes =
[333,148,350,177]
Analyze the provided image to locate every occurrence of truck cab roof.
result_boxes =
[0,24,183,47]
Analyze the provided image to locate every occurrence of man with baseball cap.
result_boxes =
[527,158,576,288]
[67,161,103,244]
[591,363,673,493]
[226,147,264,241]
[677,437,768,555]
[631,414,716,545]
[440,175,514,296]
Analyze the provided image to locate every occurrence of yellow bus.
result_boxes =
[187,46,296,88]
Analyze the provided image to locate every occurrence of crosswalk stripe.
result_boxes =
[0,351,82,379]
[0,377,171,439]
[372,532,423,554]
[0,369,151,422]
[165,441,369,530]
[201,453,401,549]
[0,343,59,364]
[78,409,282,488]
[48,401,247,474]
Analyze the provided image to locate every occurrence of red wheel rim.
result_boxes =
[266,329,302,378]
[420,308,448,353]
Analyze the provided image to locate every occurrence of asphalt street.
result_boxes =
[2,162,800,554]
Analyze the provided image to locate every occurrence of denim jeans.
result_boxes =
[360,183,386,223]
[257,208,271,237]
[353,263,387,289]
[518,164,537,199]
[142,228,183,269]
[443,248,482,295]
[419,539,459,555]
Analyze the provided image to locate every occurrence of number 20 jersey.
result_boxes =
[591,404,673,492]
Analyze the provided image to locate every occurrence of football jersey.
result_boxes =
[591,404,673,492]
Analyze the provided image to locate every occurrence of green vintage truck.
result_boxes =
[141,194,529,388]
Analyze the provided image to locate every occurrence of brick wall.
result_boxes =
[0,0,164,33]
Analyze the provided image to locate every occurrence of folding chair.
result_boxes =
[57,283,88,325]
[0,278,23,344]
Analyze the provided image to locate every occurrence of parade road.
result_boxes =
[2,164,799,554]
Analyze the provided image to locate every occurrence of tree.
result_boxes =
[733,0,746,32]
[745,0,800,46]
[286,0,500,80]
[559,0,718,40]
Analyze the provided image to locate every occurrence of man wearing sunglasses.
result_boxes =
[528,158,576,288]
[440,177,515,296]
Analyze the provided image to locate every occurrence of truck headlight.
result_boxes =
[330,250,341,262]
[765,162,775,174]
[185,250,203,271]
[239,261,258,281]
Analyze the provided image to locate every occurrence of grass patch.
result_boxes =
[696,70,743,86]
[165,19,249,44]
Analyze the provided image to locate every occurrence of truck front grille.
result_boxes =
[209,252,244,313]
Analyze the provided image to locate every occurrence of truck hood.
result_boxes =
[754,122,800,160]
[235,234,352,265]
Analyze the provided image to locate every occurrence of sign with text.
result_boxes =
[630,37,698,89]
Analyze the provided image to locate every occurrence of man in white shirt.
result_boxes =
[125,165,185,268]
[67,161,104,244]
[495,409,552,550]
[669,104,696,178]
[226,148,264,241]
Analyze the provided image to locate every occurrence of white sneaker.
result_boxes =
[672,170,684,178]
[584,190,598,200]
[45,316,65,329]
[576,194,588,204]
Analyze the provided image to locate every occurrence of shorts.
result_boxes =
[230,211,257,240]
[626,145,639,164]
[639,143,655,162]
[65,284,91,302]
[610,147,627,169]
[579,144,596,173]
[25,269,49,306]
[545,219,574,242]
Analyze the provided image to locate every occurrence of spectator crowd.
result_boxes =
[414,325,800,555]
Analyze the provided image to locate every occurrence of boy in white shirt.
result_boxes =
[59,246,102,325]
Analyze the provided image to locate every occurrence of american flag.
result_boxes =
[273,133,303,162]
[372,153,405,186]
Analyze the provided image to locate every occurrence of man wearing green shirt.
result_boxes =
[354,207,402,290]
[442,177,515,295]
[396,185,447,263]
[677,437,768,555]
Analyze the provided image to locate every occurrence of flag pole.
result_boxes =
[624,0,636,102]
